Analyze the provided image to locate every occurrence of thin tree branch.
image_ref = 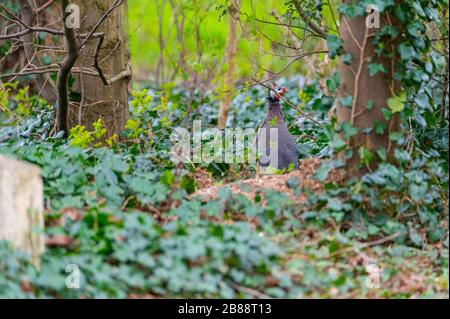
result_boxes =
[80,0,126,48]
[92,33,131,86]
[292,0,327,38]
[16,0,58,103]
[93,34,109,85]
[35,0,57,14]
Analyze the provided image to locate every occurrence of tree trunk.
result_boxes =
[336,3,401,176]
[218,0,240,129]
[71,0,131,138]
[18,0,58,104]
[0,155,45,268]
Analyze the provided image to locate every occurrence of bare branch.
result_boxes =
[221,50,328,93]
[93,34,109,85]
[0,3,64,39]
[16,0,58,103]
[292,0,327,38]
[80,0,126,48]
[0,65,100,79]
[92,33,131,86]
[35,0,57,15]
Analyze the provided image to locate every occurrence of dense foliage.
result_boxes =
[0,75,448,297]
[0,0,448,299]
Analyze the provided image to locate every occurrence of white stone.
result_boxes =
[0,155,45,267]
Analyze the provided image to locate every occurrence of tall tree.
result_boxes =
[71,0,131,137]
[218,0,240,129]
[18,0,58,104]
[336,1,401,176]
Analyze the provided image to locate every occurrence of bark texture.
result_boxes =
[71,0,131,137]
[337,5,401,176]
[18,0,58,104]
[218,0,240,129]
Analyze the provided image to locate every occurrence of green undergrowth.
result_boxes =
[0,77,448,298]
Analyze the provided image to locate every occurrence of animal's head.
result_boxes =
[267,85,288,105]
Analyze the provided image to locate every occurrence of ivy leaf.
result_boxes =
[313,161,334,182]
[398,44,416,60]
[327,34,342,59]
[376,148,387,161]
[369,0,394,12]
[286,177,300,189]
[408,182,427,202]
[341,122,358,139]
[340,95,353,108]
[411,2,426,18]
[358,146,374,166]
[327,198,343,211]
[330,135,347,151]
[368,63,386,76]
[342,53,352,65]
[414,93,431,111]
[428,225,446,243]
[394,149,411,163]
[387,92,406,113]
[409,227,423,247]
[407,22,425,37]
[313,160,342,182]
[424,61,433,74]
[160,170,175,186]
[326,72,340,93]
[374,121,386,134]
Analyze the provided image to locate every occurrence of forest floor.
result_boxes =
[194,158,341,203]
[0,81,448,298]
[190,159,449,298]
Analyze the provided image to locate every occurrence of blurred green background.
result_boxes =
[127,0,310,86]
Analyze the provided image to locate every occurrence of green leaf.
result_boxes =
[414,93,431,111]
[327,34,343,59]
[326,72,340,93]
[358,146,374,166]
[330,135,347,151]
[374,121,386,134]
[342,53,352,65]
[376,148,387,161]
[398,44,416,60]
[327,198,343,211]
[368,63,386,76]
[409,227,423,247]
[341,122,357,139]
[408,183,427,202]
[340,95,353,108]
[313,162,332,182]
[160,170,175,186]
[387,92,406,113]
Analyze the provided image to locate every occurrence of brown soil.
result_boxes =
[192,158,343,204]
